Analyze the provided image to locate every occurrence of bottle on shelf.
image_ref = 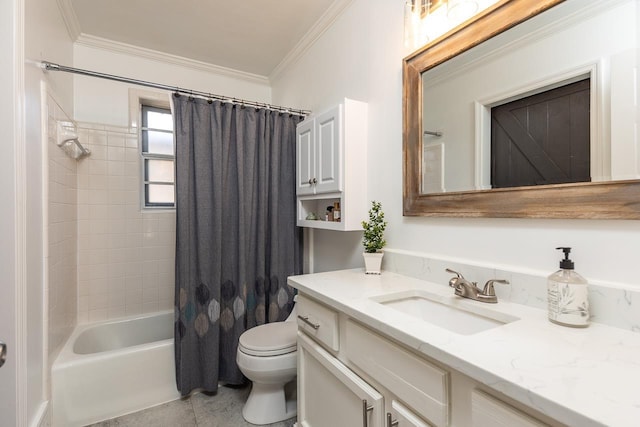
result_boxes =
[326,206,334,221]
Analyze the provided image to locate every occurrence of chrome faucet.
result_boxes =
[445,268,509,304]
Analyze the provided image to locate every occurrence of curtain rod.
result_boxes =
[41,61,311,116]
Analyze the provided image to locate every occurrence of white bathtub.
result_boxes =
[52,311,180,426]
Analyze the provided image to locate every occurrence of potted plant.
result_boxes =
[361,201,387,274]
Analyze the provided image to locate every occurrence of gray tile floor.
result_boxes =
[86,384,296,427]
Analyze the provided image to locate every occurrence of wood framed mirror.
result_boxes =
[403,0,640,219]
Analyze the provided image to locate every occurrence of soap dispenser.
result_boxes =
[547,247,590,327]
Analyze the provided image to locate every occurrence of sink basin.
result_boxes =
[372,290,519,335]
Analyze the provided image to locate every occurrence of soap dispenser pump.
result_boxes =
[547,247,590,327]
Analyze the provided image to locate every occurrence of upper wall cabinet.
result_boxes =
[296,99,368,231]
[297,105,342,195]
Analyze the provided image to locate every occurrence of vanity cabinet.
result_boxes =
[296,293,559,427]
[296,294,383,427]
[471,389,547,427]
[345,320,448,427]
[296,294,438,427]
[298,333,384,427]
[296,99,367,231]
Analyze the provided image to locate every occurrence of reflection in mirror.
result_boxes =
[420,0,638,194]
[403,0,640,219]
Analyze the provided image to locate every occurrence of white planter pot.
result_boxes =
[363,251,384,275]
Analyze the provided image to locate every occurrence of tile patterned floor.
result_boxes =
[86,384,296,427]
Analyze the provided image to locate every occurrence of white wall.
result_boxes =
[272,0,640,287]
[73,44,272,127]
[1,0,21,424]
[24,0,74,424]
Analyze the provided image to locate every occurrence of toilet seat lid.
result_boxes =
[239,321,297,357]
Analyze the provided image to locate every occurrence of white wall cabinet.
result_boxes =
[297,106,341,195]
[296,293,559,427]
[296,99,367,231]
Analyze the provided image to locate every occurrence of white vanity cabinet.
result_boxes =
[298,333,384,427]
[470,389,548,427]
[389,400,434,427]
[295,99,367,231]
[295,293,559,427]
[296,294,438,427]
[345,320,448,427]
[296,294,384,427]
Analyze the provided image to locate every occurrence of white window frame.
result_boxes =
[129,89,175,210]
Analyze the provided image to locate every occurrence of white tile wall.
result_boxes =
[47,94,78,362]
[76,122,175,323]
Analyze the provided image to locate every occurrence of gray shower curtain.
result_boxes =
[173,95,303,396]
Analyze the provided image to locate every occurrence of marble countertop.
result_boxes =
[288,268,640,427]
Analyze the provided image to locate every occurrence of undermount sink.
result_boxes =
[372,290,519,335]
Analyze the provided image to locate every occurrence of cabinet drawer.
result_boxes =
[346,320,449,427]
[296,294,339,352]
[471,389,548,427]
[390,400,433,427]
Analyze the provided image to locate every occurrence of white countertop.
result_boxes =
[288,268,640,427]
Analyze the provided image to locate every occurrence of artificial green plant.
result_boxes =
[361,201,387,253]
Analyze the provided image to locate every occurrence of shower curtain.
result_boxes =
[173,95,303,396]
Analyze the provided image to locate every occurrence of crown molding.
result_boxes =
[56,0,81,41]
[269,0,354,83]
[75,34,270,85]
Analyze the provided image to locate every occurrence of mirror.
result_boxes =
[403,0,640,219]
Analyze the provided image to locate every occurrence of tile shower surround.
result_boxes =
[76,122,175,323]
[383,249,640,332]
[47,94,78,362]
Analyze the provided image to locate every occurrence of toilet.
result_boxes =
[236,305,298,424]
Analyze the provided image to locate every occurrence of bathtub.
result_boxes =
[52,311,181,426]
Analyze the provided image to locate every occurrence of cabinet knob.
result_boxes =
[312,178,317,184]
[308,178,313,185]
[386,413,399,427]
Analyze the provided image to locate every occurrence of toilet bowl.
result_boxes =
[236,309,298,424]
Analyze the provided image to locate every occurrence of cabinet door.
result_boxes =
[297,118,315,195]
[389,400,433,427]
[298,332,383,427]
[314,105,342,194]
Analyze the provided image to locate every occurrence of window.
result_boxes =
[141,105,175,208]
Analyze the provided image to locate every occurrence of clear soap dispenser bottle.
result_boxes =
[547,247,590,327]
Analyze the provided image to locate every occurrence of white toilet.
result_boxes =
[236,305,298,425]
